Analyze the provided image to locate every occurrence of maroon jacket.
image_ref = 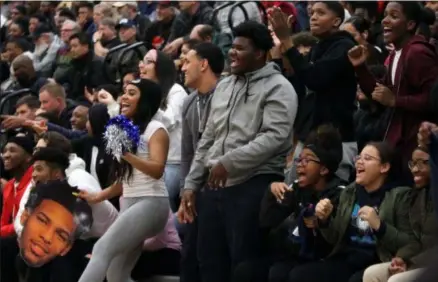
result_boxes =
[356,35,438,160]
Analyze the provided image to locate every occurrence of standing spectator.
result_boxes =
[348,1,438,184]
[31,24,61,77]
[180,21,297,282]
[139,50,188,212]
[164,1,214,56]
[0,136,34,282]
[144,1,177,50]
[113,1,151,42]
[66,32,108,102]
[270,2,358,183]
[178,42,225,282]
[77,2,96,39]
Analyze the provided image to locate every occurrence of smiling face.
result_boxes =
[32,160,64,184]
[409,149,430,189]
[8,23,23,38]
[310,2,341,37]
[381,2,416,46]
[20,199,75,267]
[120,83,141,119]
[355,145,390,187]
[296,148,326,188]
[138,50,157,81]
[182,49,203,88]
[229,36,258,75]
[2,142,31,171]
[70,105,88,131]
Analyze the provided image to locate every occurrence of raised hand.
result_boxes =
[348,45,368,67]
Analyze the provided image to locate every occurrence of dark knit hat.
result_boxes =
[7,135,35,155]
[304,124,343,175]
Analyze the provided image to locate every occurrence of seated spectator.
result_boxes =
[112,1,151,41]
[54,8,76,33]
[114,18,147,79]
[342,16,385,65]
[52,19,80,85]
[139,49,188,212]
[38,82,76,128]
[233,124,345,282]
[65,32,108,102]
[92,3,113,28]
[287,142,412,282]
[77,2,96,39]
[0,136,34,282]
[363,145,438,281]
[164,1,213,57]
[31,23,61,77]
[8,18,29,40]
[131,210,182,280]
[144,1,177,50]
[70,104,89,131]
[15,95,40,120]
[93,17,121,58]
[28,13,46,34]
[11,54,48,94]
[190,24,214,42]
[1,38,33,92]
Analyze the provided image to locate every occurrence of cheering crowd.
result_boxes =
[1,1,438,282]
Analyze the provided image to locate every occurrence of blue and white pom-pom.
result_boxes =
[103,115,140,162]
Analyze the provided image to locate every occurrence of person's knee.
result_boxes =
[363,263,389,282]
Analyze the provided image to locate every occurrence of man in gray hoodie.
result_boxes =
[181,21,298,282]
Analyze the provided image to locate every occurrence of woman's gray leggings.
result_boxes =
[78,196,169,282]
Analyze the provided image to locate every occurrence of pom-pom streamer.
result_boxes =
[103,115,140,162]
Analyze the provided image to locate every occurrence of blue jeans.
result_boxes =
[164,164,181,212]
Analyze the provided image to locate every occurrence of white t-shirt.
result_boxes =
[391,49,403,85]
[122,119,169,198]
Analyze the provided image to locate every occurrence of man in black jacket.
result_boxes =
[66,32,109,102]
[270,2,358,184]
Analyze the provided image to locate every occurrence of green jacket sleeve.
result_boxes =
[380,188,413,255]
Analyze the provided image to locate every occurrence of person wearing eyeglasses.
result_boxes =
[233,124,345,282]
[363,145,438,282]
[286,142,412,282]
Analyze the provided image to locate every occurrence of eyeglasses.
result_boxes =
[408,159,429,170]
[355,154,380,162]
[294,157,320,166]
[61,29,73,33]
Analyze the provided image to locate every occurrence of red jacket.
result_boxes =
[1,166,33,237]
[356,35,438,159]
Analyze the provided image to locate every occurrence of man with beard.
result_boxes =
[31,24,61,77]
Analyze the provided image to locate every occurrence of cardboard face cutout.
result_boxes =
[18,180,93,267]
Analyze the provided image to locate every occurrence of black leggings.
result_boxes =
[131,248,181,280]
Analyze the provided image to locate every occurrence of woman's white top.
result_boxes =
[122,119,169,198]
[160,83,187,164]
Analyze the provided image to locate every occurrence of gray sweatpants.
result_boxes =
[78,196,169,282]
[285,141,357,185]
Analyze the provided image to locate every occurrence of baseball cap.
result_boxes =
[116,18,136,29]
[31,24,52,40]
[113,1,138,8]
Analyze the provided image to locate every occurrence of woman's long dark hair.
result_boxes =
[109,79,163,183]
[154,51,177,110]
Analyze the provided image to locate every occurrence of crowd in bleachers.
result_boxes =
[1,1,438,282]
